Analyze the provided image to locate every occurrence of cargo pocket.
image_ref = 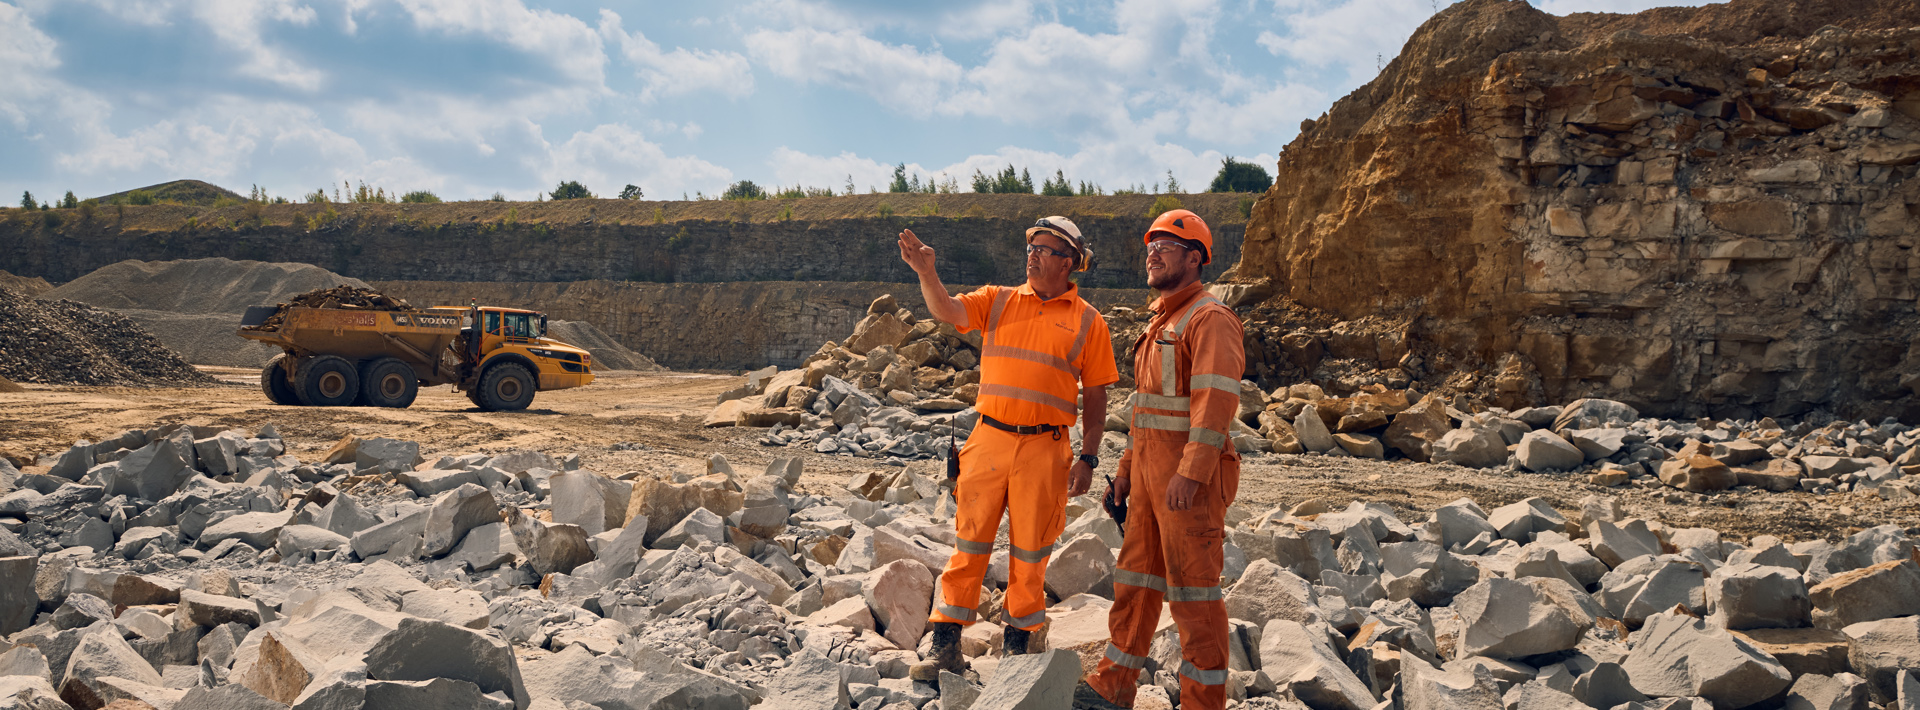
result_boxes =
[1178,526,1225,583]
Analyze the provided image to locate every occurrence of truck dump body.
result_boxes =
[240,306,465,385]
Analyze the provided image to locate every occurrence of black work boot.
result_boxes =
[908,622,966,682]
[1073,680,1129,709]
[1003,626,1032,655]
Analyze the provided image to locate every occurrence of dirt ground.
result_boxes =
[3,368,1915,545]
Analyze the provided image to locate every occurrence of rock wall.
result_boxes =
[1231,0,1920,420]
[0,194,1244,290]
[372,280,1151,371]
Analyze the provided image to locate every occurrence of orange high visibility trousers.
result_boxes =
[1086,458,1235,709]
[927,422,1070,630]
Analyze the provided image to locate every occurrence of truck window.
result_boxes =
[503,313,532,338]
[485,311,500,334]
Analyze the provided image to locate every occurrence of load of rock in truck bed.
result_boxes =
[241,286,418,332]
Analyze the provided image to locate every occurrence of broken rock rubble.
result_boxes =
[15,419,1920,710]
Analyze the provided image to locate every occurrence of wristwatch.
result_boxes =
[1077,454,1099,469]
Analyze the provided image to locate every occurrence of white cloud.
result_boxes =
[746,27,965,117]
[598,10,754,101]
[396,0,608,88]
[0,3,64,128]
[537,124,733,199]
[189,0,325,90]
[1260,0,1438,86]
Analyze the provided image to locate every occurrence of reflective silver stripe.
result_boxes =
[1180,660,1228,686]
[1133,413,1191,432]
[1105,643,1148,669]
[936,604,978,622]
[986,289,1013,342]
[1009,543,1054,564]
[1189,373,1239,395]
[1131,393,1191,412]
[954,538,993,555]
[1160,340,1180,397]
[1157,295,1224,399]
[977,384,1077,416]
[1066,306,1097,363]
[1166,584,1224,602]
[1189,427,1227,449]
[1113,568,1167,594]
[981,345,1077,376]
[1005,607,1046,629]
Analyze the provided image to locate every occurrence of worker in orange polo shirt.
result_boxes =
[898,216,1120,682]
[1079,209,1244,710]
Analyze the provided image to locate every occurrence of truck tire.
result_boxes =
[261,354,301,406]
[476,363,536,411]
[359,357,419,409]
[298,355,360,407]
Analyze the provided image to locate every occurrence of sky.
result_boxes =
[0,0,1713,203]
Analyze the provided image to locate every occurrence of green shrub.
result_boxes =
[60,191,78,209]
[653,206,665,224]
[505,207,518,225]
[778,204,794,221]
[489,192,507,202]
[619,184,643,200]
[304,188,329,204]
[667,227,691,252]
[78,201,96,222]
[550,181,591,200]
[1040,170,1074,196]
[1210,157,1273,193]
[18,191,34,210]
[877,203,894,218]
[723,180,766,200]
[43,210,61,229]
[1238,194,1256,219]
[1146,195,1185,218]
[400,190,441,203]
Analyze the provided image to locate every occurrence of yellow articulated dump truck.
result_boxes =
[238,290,593,411]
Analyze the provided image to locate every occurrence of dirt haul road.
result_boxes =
[2,369,1914,545]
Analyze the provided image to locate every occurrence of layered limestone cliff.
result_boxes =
[1231,0,1920,420]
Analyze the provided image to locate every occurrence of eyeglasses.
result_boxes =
[1026,243,1074,259]
[1145,241,1194,257]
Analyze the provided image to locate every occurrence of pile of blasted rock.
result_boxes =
[0,423,1118,710]
[1242,386,1920,497]
[704,295,987,461]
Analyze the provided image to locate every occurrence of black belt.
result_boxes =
[980,414,1063,437]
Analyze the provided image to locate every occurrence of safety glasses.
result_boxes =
[1026,243,1074,259]
[1145,241,1194,257]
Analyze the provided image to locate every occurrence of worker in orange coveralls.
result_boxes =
[897,216,1120,683]
[1077,209,1245,710]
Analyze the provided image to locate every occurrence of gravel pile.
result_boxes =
[0,288,213,387]
[44,259,372,367]
[546,320,663,372]
[14,420,1920,709]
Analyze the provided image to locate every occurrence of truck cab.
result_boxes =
[458,307,594,409]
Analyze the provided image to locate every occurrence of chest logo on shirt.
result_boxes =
[1054,321,1076,334]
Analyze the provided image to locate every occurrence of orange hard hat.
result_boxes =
[1144,209,1212,264]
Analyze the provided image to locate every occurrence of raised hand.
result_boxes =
[898,228,936,275]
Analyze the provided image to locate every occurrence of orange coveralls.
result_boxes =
[928,283,1120,631]
[1086,281,1245,709]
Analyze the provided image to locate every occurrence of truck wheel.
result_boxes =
[261,354,301,406]
[359,357,419,408]
[477,363,536,411]
[298,355,360,407]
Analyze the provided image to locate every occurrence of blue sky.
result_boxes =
[0,0,1709,203]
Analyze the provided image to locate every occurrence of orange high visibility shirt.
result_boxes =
[957,283,1120,428]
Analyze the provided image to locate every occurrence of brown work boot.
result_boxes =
[1073,680,1129,709]
[908,622,967,682]
[1003,626,1032,655]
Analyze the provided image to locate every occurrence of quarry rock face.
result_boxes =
[1233,0,1920,420]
